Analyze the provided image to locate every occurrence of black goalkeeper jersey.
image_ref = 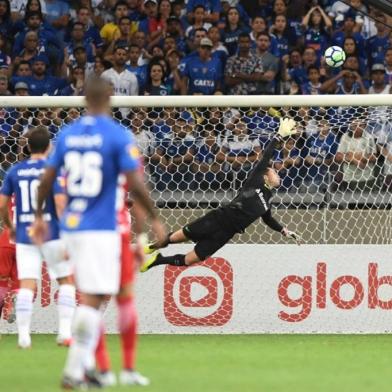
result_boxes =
[219,136,284,234]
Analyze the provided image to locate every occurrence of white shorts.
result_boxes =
[16,240,72,281]
[62,231,120,295]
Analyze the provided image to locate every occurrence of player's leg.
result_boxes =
[61,231,120,388]
[15,244,41,348]
[42,239,76,345]
[0,247,18,323]
[95,323,115,385]
[117,234,149,386]
[145,210,223,254]
[140,210,224,272]
[143,228,236,271]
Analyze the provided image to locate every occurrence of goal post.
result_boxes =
[0,94,391,333]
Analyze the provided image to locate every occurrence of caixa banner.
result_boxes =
[1,244,391,334]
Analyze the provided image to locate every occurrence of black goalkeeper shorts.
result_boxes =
[183,209,236,260]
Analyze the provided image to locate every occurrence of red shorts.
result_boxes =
[0,247,17,282]
[120,232,135,286]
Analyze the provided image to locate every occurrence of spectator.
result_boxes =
[367,13,389,67]
[13,11,62,70]
[367,64,392,143]
[332,13,365,56]
[334,119,377,191]
[303,119,338,187]
[0,74,10,95]
[60,66,85,96]
[132,30,149,65]
[14,80,29,96]
[218,119,261,185]
[385,47,392,84]
[273,137,302,191]
[250,16,267,44]
[0,0,13,40]
[44,0,69,37]
[208,25,228,65]
[14,30,39,65]
[185,26,207,54]
[180,37,222,95]
[320,69,367,94]
[254,32,279,94]
[12,54,68,95]
[152,113,196,191]
[301,65,322,95]
[138,0,162,43]
[369,63,391,94]
[342,36,367,76]
[63,107,80,124]
[379,131,392,190]
[100,1,137,46]
[126,44,148,92]
[144,61,169,95]
[0,32,9,74]
[165,49,182,94]
[185,5,212,41]
[186,0,221,24]
[12,60,31,77]
[92,56,111,76]
[74,6,103,53]
[192,124,229,190]
[11,0,47,22]
[69,45,94,79]
[166,15,186,54]
[269,14,290,59]
[223,7,249,57]
[65,22,95,66]
[301,6,332,59]
[101,46,138,96]
[103,16,133,58]
[225,33,264,95]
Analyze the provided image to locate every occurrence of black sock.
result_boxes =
[152,254,186,267]
[151,232,173,250]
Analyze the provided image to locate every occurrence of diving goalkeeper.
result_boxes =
[140,118,301,272]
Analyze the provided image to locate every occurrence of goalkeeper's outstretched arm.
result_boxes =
[244,118,297,187]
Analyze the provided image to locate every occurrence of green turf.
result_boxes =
[0,334,391,392]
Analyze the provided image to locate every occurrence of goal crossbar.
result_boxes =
[1,94,391,108]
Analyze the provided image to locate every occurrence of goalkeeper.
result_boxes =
[140,118,301,272]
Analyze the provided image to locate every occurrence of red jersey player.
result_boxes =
[0,199,18,322]
[95,174,149,387]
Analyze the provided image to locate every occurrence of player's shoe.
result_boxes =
[119,370,150,386]
[61,375,89,390]
[140,251,159,272]
[98,371,117,387]
[84,370,104,389]
[18,335,31,349]
[57,336,73,347]
[143,243,155,255]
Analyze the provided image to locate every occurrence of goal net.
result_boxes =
[0,95,391,333]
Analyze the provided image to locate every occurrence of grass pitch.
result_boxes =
[0,334,391,392]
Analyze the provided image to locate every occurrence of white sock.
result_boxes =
[63,305,101,381]
[57,284,76,340]
[16,288,34,347]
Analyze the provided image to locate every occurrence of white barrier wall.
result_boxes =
[1,245,392,334]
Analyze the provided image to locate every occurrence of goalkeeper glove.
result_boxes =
[281,228,302,246]
[277,118,297,139]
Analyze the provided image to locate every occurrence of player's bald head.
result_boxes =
[27,125,51,154]
[84,76,112,111]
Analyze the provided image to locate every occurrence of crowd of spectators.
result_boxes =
[0,0,391,196]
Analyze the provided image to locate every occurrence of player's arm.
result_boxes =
[0,195,13,233]
[32,166,57,244]
[124,170,166,243]
[261,210,302,245]
[54,194,67,218]
[245,118,297,184]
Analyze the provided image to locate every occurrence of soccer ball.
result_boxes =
[324,46,346,68]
